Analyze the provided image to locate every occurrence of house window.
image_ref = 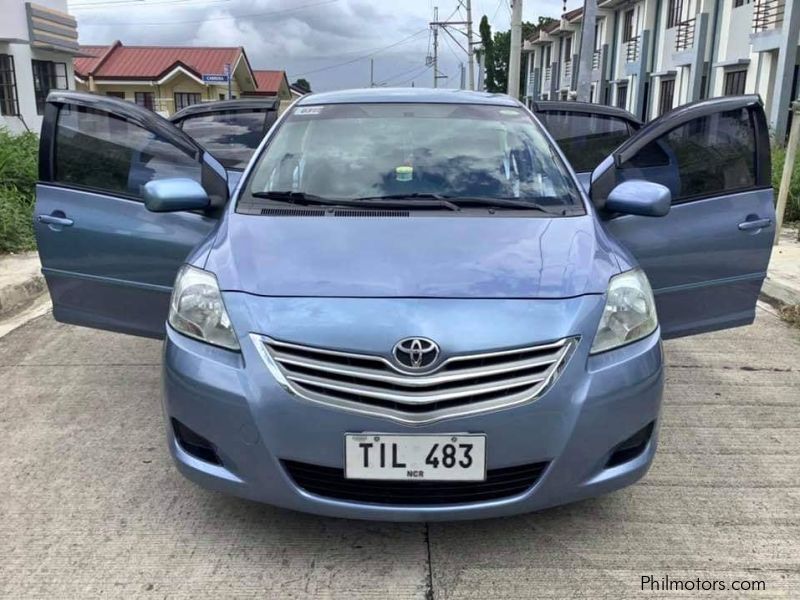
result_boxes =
[0,54,20,116]
[106,91,125,99]
[134,92,154,111]
[564,37,572,62]
[623,9,636,42]
[667,0,684,29]
[31,60,68,115]
[616,82,628,109]
[174,92,201,112]
[733,0,749,7]
[724,69,747,96]
[658,78,675,115]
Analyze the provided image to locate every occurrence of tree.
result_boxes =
[292,78,311,93]
[478,15,556,95]
[477,16,496,92]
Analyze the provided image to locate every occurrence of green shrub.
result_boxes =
[772,144,800,224]
[0,128,39,253]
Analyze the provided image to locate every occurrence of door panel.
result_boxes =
[592,96,774,339]
[35,91,226,339]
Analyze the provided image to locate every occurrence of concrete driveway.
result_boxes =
[1,309,798,598]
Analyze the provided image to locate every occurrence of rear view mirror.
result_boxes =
[144,178,210,213]
[605,180,671,217]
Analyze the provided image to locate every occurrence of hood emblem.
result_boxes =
[393,337,440,370]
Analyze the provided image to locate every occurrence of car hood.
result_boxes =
[205,213,619,298]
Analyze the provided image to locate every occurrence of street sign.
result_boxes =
[202,74,229,83]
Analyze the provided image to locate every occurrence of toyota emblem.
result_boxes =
[392,337,440,370]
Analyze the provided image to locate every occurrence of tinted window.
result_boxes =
[54,105,200,199]
[538,111,634,173]
[622,108,756,202]
[245,103,582,212]
[178,110,268,169]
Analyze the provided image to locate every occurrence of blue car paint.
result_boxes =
[205,213,619,298]
[33,89,775,520]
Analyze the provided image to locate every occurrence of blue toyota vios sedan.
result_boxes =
[34,88,774,520]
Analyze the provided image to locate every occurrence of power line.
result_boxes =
[77,0,340,26]
[292,29,429,77]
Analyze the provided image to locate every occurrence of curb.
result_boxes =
[0,272,47,320]
[760,277,800,308]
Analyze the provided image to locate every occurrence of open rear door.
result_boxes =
[590,95,774,339]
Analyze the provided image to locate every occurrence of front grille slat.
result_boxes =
[283,459,548,505]
[255,335,576,424]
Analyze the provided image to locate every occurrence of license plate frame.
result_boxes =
[344,433,487,482]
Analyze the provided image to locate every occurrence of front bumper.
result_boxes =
[162,295,664,521]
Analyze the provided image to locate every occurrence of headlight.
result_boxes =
[590,268,658,354]
[168,265,240,351]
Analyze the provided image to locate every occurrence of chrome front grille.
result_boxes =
[253,335,576,424]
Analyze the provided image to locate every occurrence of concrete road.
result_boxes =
[1,309,798,599]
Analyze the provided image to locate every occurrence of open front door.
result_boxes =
[591,95,774,339]
[35,92,229,339]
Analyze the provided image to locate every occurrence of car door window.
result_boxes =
[54,104,201,200]
[619,107,757,203]
[176,109,270,170]
[537,111,635,173]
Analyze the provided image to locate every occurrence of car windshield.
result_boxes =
[177,109,270,170]
[243,102,583,213]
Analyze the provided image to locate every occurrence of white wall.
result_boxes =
[0,0,75,134]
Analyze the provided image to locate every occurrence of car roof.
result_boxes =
[296,87,521,107]
[170,97,279,121]
[530,100,642,125]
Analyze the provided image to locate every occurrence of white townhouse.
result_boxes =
[0,0,78,134]
[523,0,799,138]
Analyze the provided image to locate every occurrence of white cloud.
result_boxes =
[74,0,581,90]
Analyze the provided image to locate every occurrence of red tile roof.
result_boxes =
[563,7,583,21]
[253,70,288,94]
[74,45,110,77]
[74,41,246,81]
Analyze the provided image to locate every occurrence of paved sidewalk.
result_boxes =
[764,226,800,305]
[0,252,44,319]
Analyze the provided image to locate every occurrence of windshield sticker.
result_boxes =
[295,106,323,115]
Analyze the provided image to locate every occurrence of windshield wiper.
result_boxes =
[358,193,564,213]
[439,196,564,213]
[252,191,461,211]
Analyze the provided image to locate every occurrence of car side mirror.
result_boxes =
[605,180,671,217]
[143,178,211,213]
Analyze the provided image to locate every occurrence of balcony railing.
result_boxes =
[753,0,785,33]
[626,36,640,63]
[675,18,696,51]
[592,49,601,70]
[563,61,572,81]
[544,66,552,82]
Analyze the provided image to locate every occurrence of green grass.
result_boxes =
[0,128,39,254]
[772,144,800,225]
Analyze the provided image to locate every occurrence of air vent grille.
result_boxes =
[259,208,326,217]
[332,210,410,218]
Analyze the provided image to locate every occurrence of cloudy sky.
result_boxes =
[70,0,582,91]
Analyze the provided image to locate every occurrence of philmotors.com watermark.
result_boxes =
[641,575,766,592]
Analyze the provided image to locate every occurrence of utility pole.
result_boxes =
[507,0,523,98]
[433,6,439,87]
[430,5,472,89]
[370,58,374,87]
[460,62,465,89]
[465,0,475,90]
[576,0,598,102]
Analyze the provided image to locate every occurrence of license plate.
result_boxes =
[344,434,486,481]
